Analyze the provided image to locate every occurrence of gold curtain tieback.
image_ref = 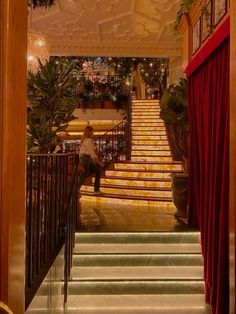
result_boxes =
[0,302,13,314]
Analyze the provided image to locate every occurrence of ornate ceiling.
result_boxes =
[29,0,182,57]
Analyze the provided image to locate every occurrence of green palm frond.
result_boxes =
[27,59,79,152]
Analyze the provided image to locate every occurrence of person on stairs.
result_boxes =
[78,125,104,196]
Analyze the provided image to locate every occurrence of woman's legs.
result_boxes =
[90,162,101,192]
[78,156,102,193]
[78,155,91,189]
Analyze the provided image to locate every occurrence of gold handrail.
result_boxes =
[0,302,13,314]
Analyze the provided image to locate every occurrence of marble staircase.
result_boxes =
[26,232,210,313]
[80,100,182,208]
[64,231,209,313]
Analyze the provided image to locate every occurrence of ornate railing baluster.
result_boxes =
[94,120,131,163]
[25,153,78,309]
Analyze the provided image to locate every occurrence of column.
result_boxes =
[0,0,27,313]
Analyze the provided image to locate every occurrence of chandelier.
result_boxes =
[29,0,56,9]
[27,32,49,73]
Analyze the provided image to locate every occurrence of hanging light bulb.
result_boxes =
[27,32,49,73]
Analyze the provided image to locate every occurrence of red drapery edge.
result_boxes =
[185,16,230,78]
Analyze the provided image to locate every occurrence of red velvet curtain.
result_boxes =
[188,38,229,313]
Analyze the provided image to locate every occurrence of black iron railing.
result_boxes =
[25,153,78,309]
[94,120,131,163]
[63,155,79,304]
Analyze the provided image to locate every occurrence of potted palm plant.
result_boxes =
[160,78,189,218]
[27,59,79,152]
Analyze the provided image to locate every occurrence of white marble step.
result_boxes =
[26,295,210,314]
[64,295,210,313]
[70,266,203,280]
[74,243,202,254]
[75,232,200,243]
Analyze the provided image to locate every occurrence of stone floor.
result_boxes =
[78,200,193,232]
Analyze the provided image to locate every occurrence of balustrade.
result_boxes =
[25,153,78,308]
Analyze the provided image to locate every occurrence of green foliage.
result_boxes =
[27,59,79,152]
[174,0,196,32]
[160,78,189,160]
[139,58,168,95]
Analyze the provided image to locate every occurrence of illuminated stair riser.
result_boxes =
[132,140,169,145]
[132,146,170,150]
[132,128,165,132]
[132,113,160,119]
[132,151,171,156]
[106,170,173,179]
[131,156,173,162]
[132,135,167,140]
[132,100,159,102]
[80,195,175,208]
[132,135,167,139]
[132,124,165,127]
[81,185,172,198]
[132,111,160,114]
[97,178,172,188]
[131,155,172,160]
[132,120,163,123]
[132,105,160,109]
[132,104,159,107]
[114,163,182,171]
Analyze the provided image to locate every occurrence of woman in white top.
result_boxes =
[78,125,104,195]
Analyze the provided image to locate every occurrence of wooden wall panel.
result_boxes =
[0,0,27,313]
[230,0,236,312]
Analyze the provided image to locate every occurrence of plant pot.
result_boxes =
[171,173,188,218]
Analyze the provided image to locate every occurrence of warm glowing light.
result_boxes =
[27,32,49,73]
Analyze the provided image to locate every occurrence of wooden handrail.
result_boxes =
[94,120,128,139]
[93,120,131,163]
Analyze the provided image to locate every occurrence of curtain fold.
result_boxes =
[188,39,229,314]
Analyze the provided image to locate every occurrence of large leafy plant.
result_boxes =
[27,59,79,152]
[160,78,188,165]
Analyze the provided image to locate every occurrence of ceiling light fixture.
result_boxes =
[27,32,49,73]
[29,0,56,9]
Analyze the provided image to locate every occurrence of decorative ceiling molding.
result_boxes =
[50,42,182,57]
[30,0,182,58]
